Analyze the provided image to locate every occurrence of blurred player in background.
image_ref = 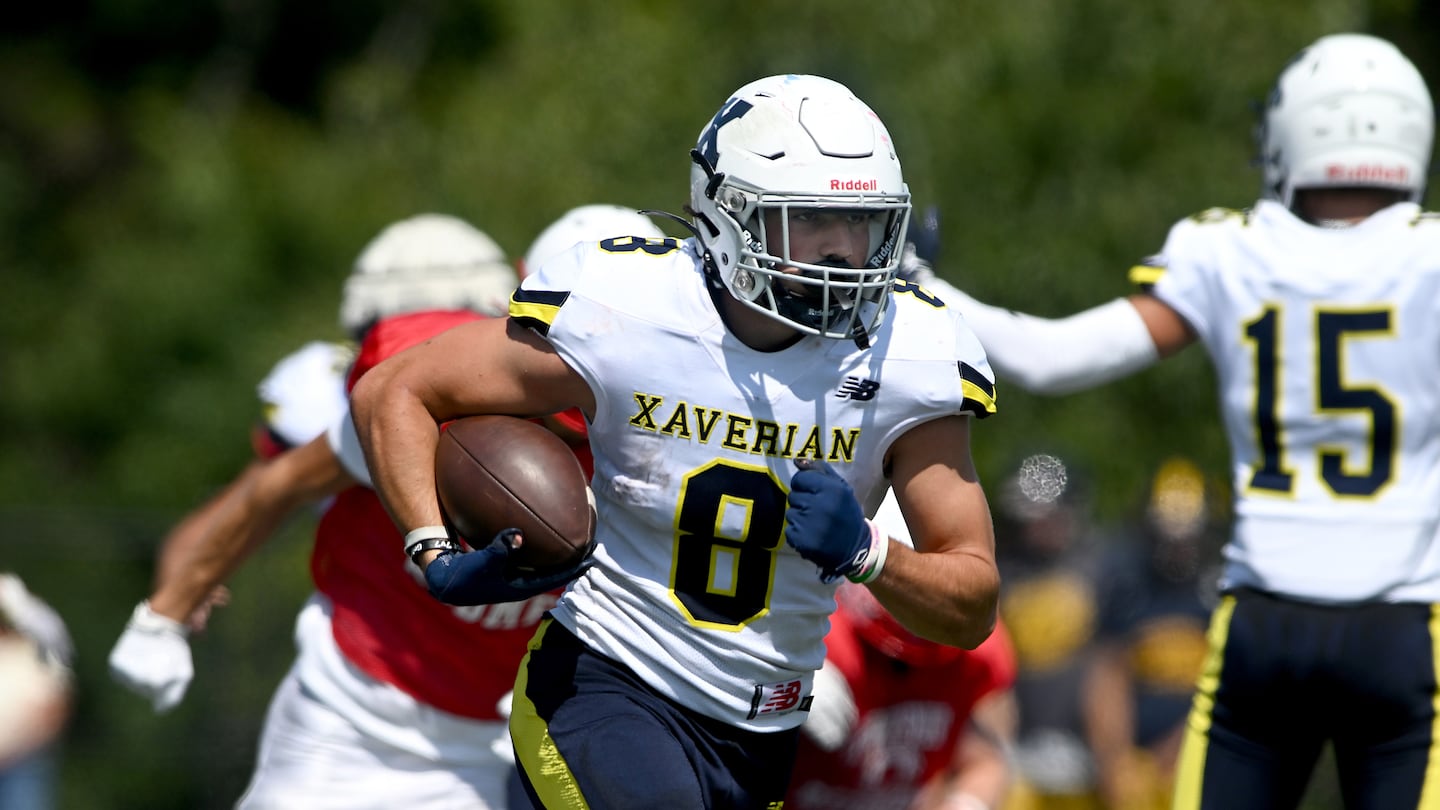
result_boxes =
[787,539,1016,810]
[923,32,1440,810]
[108,210,657,808]
[108,213,515,712]
[1082,457,1220,810]
[0,573,73,810]
[988,454,1107,810]
[132,336,353,695]
[351,74,1001,809]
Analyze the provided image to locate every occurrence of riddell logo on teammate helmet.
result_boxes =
[830,178,879,191]
[1325,164,1409,183]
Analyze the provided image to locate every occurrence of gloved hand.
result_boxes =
[109,601,194,713]
[785,459,882,583]
[425,529,594,606]
[802,659,857,751]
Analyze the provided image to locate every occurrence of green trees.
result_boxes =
[0,2,1428,806]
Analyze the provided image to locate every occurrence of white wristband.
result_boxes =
[403,525,451,555]
[131,601,189,637]
[846,519,889,584]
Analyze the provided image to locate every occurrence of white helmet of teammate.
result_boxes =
[522,204,666,276]
[688,74,911,343]
[1259,33,1434,207]
[339,213,517,338]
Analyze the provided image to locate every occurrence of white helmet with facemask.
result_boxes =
[1259,33,1434,208]
[688,74,911,345]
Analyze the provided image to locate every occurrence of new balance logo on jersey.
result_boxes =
[836,377,880,401]
[749,678,805,719]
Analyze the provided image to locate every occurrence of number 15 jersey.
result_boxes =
[509,236,996,732]
[1142,200,1440,604]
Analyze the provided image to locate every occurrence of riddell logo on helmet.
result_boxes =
[1325,164,1409,183]
[830,178,879,191]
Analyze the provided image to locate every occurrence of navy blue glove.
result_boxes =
[785,459,882,583]
[424,529,594,606]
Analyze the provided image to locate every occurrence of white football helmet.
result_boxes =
[689,74,911,344]
[1259,33,1434,207]
[522,204,666,276]
[339,213,517,338]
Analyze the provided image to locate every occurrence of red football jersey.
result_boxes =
[310,309,589,719]
[786,614,1018,810]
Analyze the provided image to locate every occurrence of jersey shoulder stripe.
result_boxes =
[959,362,997,418]
[509,288,571,334]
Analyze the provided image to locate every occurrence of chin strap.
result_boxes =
[851,323,871,351]
[639,209,702,241]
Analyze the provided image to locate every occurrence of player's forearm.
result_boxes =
[147,441,348,622]
[145,464,296,621]
[944,290,1159,394]
[870,541,1000,650]
[153,469,255,591]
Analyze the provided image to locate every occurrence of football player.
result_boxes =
[924,33,1440,810]
[350,74,1002,808]
[107,211,626,808]
[787,492,1017,810]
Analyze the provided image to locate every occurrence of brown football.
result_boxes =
[435,414,595,575]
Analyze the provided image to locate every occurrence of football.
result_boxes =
[434,414,595,575]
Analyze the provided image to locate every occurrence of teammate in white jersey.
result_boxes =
[922,33,1440,810]
[352,74,1002,808]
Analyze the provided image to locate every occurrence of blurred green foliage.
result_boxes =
[2,1,1435,807]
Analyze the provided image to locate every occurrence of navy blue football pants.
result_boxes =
[509,618,799,809]
[1173,588,1440,809]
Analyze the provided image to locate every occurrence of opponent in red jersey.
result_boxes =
[108,209,657,808]
[787,492,1018,810]
[788,579,1017,810]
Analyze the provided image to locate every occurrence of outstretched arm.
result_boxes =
[146,436,354,620]
[930,274,1194,394]
[109,434,355,712]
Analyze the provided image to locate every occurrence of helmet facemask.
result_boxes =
[718,182,909,342]
[689,75,911,345]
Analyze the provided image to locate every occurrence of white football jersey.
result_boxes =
[256,340,355,450]
[1145,200,1440,603]
[510,236,996,731]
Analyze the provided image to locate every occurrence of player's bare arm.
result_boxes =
[1125,293,1195,358]
[349,316,594,552]
[151,462,263,629]
[869,414,999,650]
[146,434,356,622]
